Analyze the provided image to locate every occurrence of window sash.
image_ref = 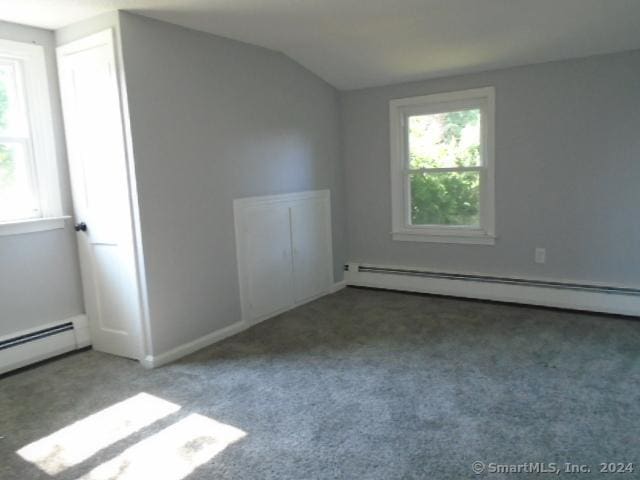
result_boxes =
[403,168,484,227]
[0,136,42,220]
[0,135,31,143]
[0,38,62,226]
[405,166,482,174]
[0,58,31,138]
[0,57,41,221]
[403,110,484,171]
[402,113,484,228]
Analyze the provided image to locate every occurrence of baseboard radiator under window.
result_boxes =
[345,263,640,317]
[0,316,90,375]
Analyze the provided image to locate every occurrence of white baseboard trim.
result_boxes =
[345,263,640,317]
[330,279,348,293]
[141,320,246,369]
[0,314,90,375]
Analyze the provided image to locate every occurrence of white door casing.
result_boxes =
[57,30,143,359]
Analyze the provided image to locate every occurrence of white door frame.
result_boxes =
[57,29,152,363]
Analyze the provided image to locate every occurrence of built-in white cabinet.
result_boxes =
[234,190,333,324]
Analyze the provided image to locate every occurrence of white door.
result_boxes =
[57,30,142,359]
[291,197,333,303]
[242,203,294,321]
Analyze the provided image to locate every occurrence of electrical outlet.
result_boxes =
[535,247,546,264]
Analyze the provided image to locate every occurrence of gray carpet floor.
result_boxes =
[1,287,639,479]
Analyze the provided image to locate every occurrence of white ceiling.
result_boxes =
[2,0,640,89]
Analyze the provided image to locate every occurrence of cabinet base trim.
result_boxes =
[141,320,245,369]
[142,282,346,368]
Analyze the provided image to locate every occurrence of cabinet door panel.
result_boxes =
[243,203,294,320]
[291,198,333,303]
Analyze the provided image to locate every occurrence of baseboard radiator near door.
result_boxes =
[345,263,640,317]
[0,315,90,375]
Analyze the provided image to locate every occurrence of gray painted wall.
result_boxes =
[9,11,633,358]
[118,13,346,355]
[341,50,640,287]
[0,21,83,337]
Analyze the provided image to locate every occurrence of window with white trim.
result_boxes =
[0,38,62,230]
[390,87,495,244]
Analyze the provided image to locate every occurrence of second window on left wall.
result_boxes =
[0,38,62,231]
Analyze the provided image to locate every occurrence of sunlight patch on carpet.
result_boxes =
[17,393,180,475]
[76,413,247,480]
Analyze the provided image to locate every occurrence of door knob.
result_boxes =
[74,222,88,232]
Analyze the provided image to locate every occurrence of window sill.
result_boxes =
[0,216,71,237]
[392,231,496,245]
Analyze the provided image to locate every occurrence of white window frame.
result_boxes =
[390,87,495,245]
[0,38,66,236]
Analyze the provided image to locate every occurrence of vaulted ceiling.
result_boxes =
[2,0,640,89]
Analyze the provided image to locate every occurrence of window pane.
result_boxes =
[0,142,40,221]
[0,61,29,137]
[408,109,480,169]
[410,171,480,226]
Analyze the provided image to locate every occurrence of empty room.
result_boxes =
[1,1,639,479]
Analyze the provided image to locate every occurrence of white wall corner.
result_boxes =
[331,279,348,293]
[140,355,155,369]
